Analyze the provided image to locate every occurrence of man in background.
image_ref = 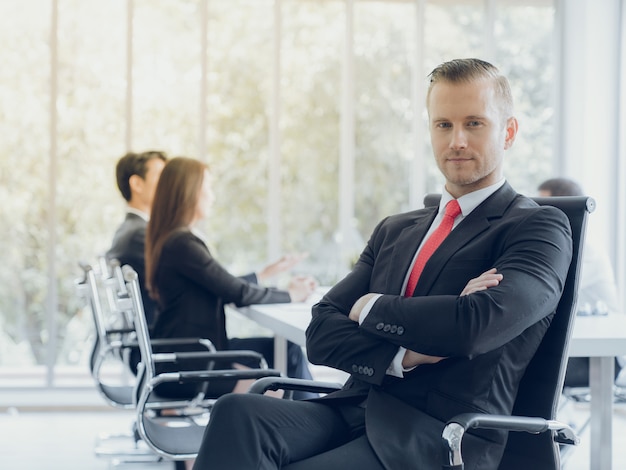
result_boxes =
[106,150,167,326]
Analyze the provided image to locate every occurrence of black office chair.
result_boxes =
[249,194,592,470]
[432,195,591,470]
[79,259,220,464]
[76,260,278,468]
[79,259,218,410]
[122,265,284,461]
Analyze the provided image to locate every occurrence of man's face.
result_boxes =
[139,158,165,210]
[427,79,517,198]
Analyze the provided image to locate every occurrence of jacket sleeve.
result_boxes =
[306,219,402,384]
[164,231,290,307]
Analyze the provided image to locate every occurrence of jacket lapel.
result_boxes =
[386,208,437,294]
[411,183,518,296]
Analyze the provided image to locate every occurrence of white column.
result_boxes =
[558,0,621,263]
[268,0,283,262]
[338,0,355,277]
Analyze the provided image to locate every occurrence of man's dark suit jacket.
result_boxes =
[306,183,573,470]
[106,212,157,326]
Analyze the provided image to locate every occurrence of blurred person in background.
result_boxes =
[107,150,167,326]
[146,156,318,399]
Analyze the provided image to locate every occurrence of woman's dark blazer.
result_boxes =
[150,228,290,350]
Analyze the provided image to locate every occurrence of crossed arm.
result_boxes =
[306,204,571,382]
[348,268,503,369]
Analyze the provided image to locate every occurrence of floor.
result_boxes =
[1,397,626,469]
[0,408,173,470]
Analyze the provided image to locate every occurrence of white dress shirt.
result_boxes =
[359,179,506,377]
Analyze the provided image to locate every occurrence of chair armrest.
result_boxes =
[175,368,282,384]
[441,413,579,470]
[122,337,215,350]
[105,327,136,336]
[143,368,283,401]
[248,377,344,395]
[149,338,215,349]
[137,369,283,416]
[152,349,268,368]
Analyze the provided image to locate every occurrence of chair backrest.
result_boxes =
[81,263,110,347]
[106,258,133,328]
[423,194,593,469]
[118,265,157,394]
[77,261,137,409]
[75,263,103,376]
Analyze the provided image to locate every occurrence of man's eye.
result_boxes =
[437,122,452,129]
[467,121,482,127]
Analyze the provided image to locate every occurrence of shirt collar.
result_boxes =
[439,179,506,217]
[126,207,149,221]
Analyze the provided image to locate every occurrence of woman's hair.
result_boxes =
[145,157,207,301]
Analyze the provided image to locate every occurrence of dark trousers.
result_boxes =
[192,393,385,470]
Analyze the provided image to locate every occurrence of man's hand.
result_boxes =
[402,268,503,369]
[402,350,445,368]
[460,268,502,296]
[349,293,379,322]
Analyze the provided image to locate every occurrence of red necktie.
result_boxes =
[404,199,462,297]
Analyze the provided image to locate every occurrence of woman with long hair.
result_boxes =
[145,157,317,398]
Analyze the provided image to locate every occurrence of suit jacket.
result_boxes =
[106,212,157,326]
[151,228,291,351]
[306,183,573,470]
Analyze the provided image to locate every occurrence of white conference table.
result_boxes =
[568,314,626,470]
[237,304,626,470]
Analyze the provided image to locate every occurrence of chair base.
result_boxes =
[94,427,162,464]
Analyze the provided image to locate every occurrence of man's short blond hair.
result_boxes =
[426,58,514,123]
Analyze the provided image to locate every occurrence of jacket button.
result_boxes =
[383,324,391,332]
[397,326,405,335]
[352,364,358,373]
[376,322,384,330]
[390,325,398,334]
[358,366,364,374]
[367,368,374,376]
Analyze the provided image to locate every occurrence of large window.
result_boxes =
[0,0,559,387]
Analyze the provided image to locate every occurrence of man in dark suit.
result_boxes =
[191,58,573,470]
[106,150,167,326]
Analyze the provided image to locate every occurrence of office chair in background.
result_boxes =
[79,258,221,465]
[80,258,283,466]
[122,265,283,462]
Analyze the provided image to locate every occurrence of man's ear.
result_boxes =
[128,174,144,195]
[503,117,518,150]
